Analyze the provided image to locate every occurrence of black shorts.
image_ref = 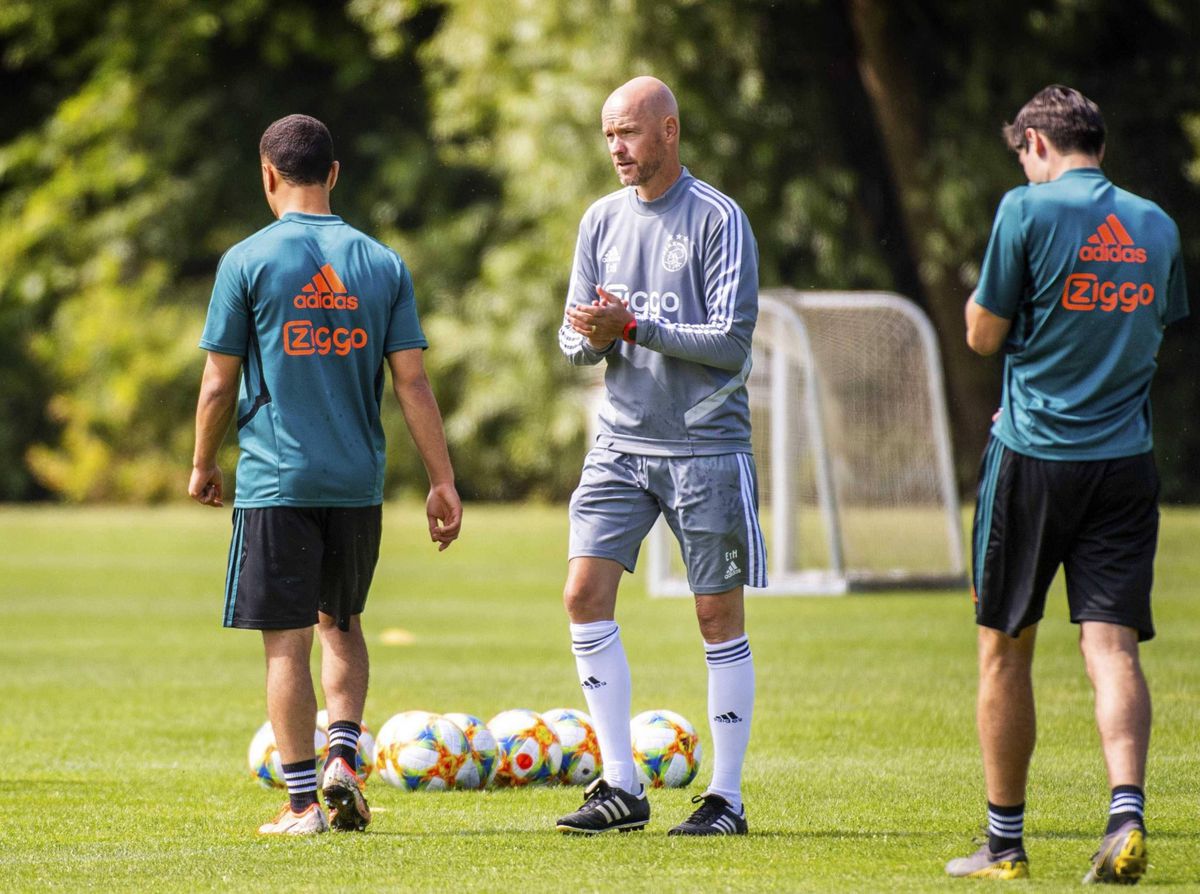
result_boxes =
[222,505,382,632]
[971,438,1158,641]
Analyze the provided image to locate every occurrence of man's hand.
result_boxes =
[567,285,635,347]
[426,482,462,551]
[190,351,240,508]
[189,465,224,507]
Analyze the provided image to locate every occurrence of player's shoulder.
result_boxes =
[219,218,290,266]
[995,184,1031,215]
[1113,185,1180,242]
[682,174,751,228]
[581,187,630,225]
[348,224,409,272]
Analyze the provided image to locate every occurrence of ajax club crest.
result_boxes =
[661,234,690,273]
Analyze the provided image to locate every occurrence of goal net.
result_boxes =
[647,290,967,596]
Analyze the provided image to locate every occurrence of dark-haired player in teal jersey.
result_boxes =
[189,114,461,836]
[946,86,1187,884]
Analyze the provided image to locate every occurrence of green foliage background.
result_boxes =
[2,0,1198,502]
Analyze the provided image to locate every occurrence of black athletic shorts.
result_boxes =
[222,505,382,632]
[971,438,1159,641]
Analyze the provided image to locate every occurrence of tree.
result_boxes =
[4,0,1199,502]
[1,0,490,500]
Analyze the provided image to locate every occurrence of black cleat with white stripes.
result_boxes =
[668,793,748,836]
[556,778,650,834]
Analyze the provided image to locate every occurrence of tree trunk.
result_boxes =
[845,0,1001,487]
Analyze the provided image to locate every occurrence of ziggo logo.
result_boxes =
[282,320,369,356]
[604,283,681,316]
[1061,274,1155,313]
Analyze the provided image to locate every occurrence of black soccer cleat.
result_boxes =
[667,793,748,836]
[556,778,650,834]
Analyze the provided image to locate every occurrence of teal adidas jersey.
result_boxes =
[199,212,427,507]
[975,168,1188,460]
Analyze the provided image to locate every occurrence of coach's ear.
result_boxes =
[326,160,339,192]
[663,115,679,144]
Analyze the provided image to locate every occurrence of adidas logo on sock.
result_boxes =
[714,711,743,724]
[724,560,741,580]
[581,675,607,690]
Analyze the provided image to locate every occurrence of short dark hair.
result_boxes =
[1003,85,1105,156]
[259,114,335,185]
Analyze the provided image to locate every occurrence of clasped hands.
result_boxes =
[568,285,634,348]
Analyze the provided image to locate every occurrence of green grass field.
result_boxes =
[1,503,1197,892]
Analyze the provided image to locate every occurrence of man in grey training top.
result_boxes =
[555,76,764,836]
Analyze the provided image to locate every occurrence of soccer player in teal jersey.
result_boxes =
[946,86,1187,883]
[189,115,462,835]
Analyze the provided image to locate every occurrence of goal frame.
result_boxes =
[647,290,967,597]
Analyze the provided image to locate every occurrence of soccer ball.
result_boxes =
[488,709,562,786]
[630,709,702,788]
[373,710,469,792]
[315,709,375,784]
[247,720,329,789]
[443,712,499,790]
[542,708,602,785]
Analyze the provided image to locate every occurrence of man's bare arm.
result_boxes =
[189,351,242,507]
[966,292,1013,356]
[387,348,462,550]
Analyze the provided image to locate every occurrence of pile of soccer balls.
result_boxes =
[247,707,701,791]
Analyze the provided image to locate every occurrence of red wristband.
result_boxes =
[622,319,638,344]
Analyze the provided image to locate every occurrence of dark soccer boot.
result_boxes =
[667,793,748,836]
[556,777,650,834]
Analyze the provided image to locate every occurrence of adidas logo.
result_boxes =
[581,676,607,690]
[602,246,621,273]
[723,560,741,580]
[293,263,360,310]
[714,712,743,724]
[1078,214,1147,263]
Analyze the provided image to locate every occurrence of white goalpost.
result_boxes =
[647,290,968,597]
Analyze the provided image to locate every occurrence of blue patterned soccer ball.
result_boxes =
[542,707,602,785]
[630,709,702,789]
[373,710,469,792]
[247,720,328,789]
[443,713,499,789]
[487,709,562,787]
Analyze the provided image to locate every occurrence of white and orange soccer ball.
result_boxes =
[316,709,375,784]
[488,709,562,786]
[542,707,602,786]
[443,712,499,790]
[373,710,469,792]
[630,709,702,789]
[247,720,329,789]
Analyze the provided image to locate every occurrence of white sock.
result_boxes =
[570,621,637,793]
[704,635,754,813]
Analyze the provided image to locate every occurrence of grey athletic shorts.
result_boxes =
[568,448,767,593]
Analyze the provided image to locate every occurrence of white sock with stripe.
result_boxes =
[570,621,638,793]
[704,634,753,813]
